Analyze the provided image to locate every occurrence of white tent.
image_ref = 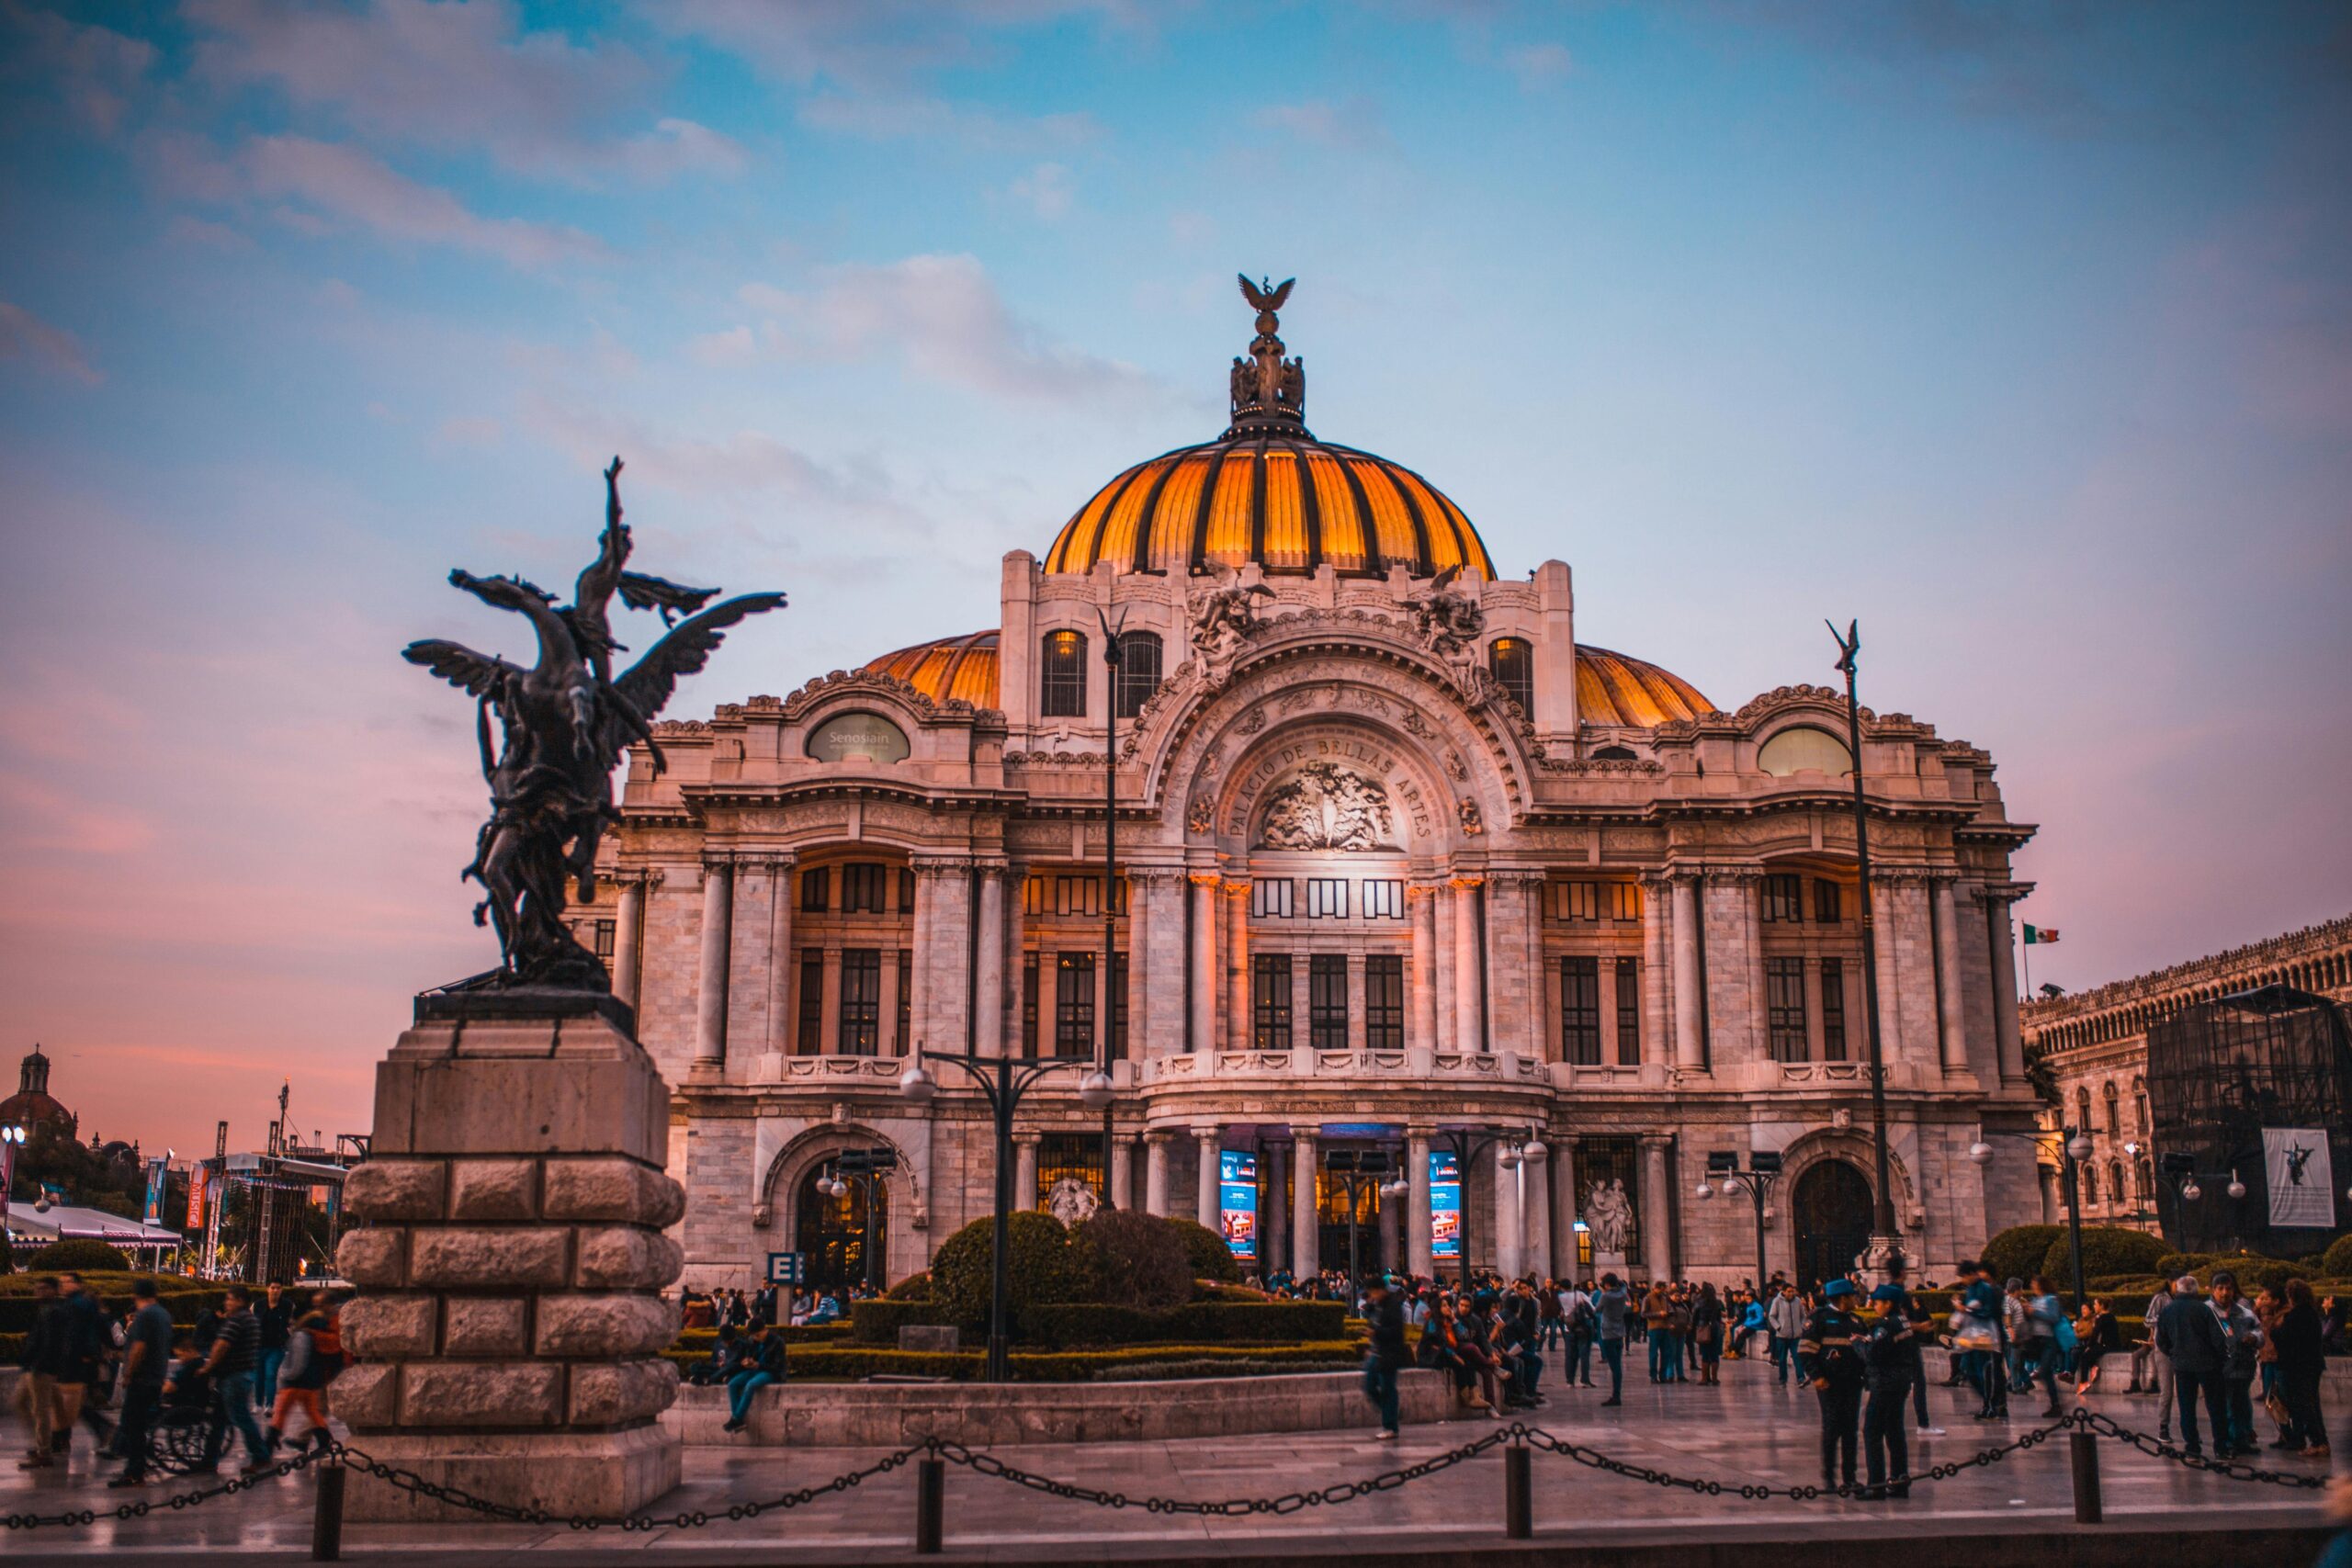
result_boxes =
[5,1201,182,1263]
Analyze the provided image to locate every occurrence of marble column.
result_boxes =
[1001,862,1029,1055]
[1871,875,1905,1072]
[1110,1135,1135,1212]
[1264,1141,1290,1271]
[1553,1135,1581,1279]
[1669,874,1704,1071]
[1195,1126,1221,1228]
[1225,879,1252,1051]
[1932,876,1967,1076]
[1431,885,1455,1052]
[693,858,733,1076]
[1638,1135,1673,1278]
[1522,1145,1553,1280]
[1640,874,1670,1067]
[1984,892,2025,1084]
[1409,884,1440,1054]
[1013,1135,1040,1214]
[1125,872,1148,1059]
[1453,876,1485,1052]
[613,875,646,1010]
[907,862,933,1052]
[975,864,1005,1058]
[1292,1131,1320,1279]
[1188,874,1219,1055]
[1494,1142,1521,1280]
[1143,1132,1170,1216]
[1141,871,1185,1058]
[1380,1179,1402,1278]
[1407,1130,1433,1279]
[763,862,794,1057]
[1345,953,1369,1052]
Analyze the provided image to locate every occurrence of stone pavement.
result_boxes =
[4,1355,2335,1563]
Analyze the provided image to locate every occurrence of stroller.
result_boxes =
[145,1355,215,1475]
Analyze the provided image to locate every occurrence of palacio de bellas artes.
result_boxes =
[603,281,2046,1299]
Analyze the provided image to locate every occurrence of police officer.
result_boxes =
[1860,1283,1921,1500]
[1798,1278,1867,1492]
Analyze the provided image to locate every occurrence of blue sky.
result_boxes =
[2,0,2346,1151]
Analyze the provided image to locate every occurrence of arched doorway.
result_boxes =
[1792,1159,1873,1289]
[796,1163,886,1293]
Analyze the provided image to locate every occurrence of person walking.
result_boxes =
[1593,1273,1632,1407]
[1860,1283,1921,1500]
[1691,1282,1725,1385]
[2154,1273,2231,1459]
[106,1280,176,1489]
[1767,1281,1806,1388]
[2271,1279,2330,1461]
[1800,1279,1868,1493]
[1362,1274,1408,1439]
[254,1282,292,1415]
[2020,1277,2066,1417]
[720,1320,788,1435]
[1953,1261,2008,1418]
[2211,1271,2263,1459]
[14,1279,67,1469]
[2140,1279,2177,1440]
[194,1285,274,1473]
[50,1272,115,1461]
[266,1310,335,1454]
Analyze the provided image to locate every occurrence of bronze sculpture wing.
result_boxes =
[401,638,517,698]
[602,592,788,764]
[1238,274,1295,312]
[616,571,723,626]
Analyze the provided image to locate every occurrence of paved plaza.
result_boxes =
[4,1357,2336,1563]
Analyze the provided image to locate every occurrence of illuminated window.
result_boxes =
[1113,631,1161,719]
[1614,956,1640,1064]
[1821,957,1848,1061]
[1554,882,1600,922]
[1767,957,1808,1061]
[1762,874,1804,923]
[799,866,831,913]
[1035,1133,1102,1207]
[1561,956,1601,1065]
[1364,955,1404,1048]
[1054,953,1095,1055]
[842,863,887,914]
[1758,726,1852,777]
[1252,953,1293,1048]
[1488,637,1533,712]
[1362,879,1405,919]
[1251,879,1294,919]
[1054,876,1101,918]
[1040,629,1088,717]
[838,949,880,1055]
[1308,955,1348,1049]
[1611,882,1644,922]
[1306,878,1348,918]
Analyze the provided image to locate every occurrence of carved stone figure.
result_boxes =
[1186,795,1215,835]
[1405,563,1486,676]
[404,457,785,992]
[1257,761,1396,852]
[1044,1176,1100,1227]
[1583,1178,1634,1255]
[1186,568,1273,685]
[1456,795,1484,837]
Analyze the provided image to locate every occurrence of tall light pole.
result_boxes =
[1096,605,1128,1204]
[1433,1125,1545,1289]
[2055,1125,2092,1307]
[901,1048,1111,1382]
[1696,1150,1782,1289]
[1829,620,1901,1260]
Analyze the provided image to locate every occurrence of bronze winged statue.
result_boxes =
[404,457,785,992]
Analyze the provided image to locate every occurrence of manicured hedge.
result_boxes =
[2321,1235,2352,1279]
[1166,1218,1241,1283]
[848,1300,960,1344]
[929,1212,1083,1326]
[1980,1225,2064,1286]
[0,1277,236,1336]
[1016,1301,1349,1348]
[667,1340,1363,1382]
[674,1323,854,1351]
[2040,1227,2167,1285]
[25,1239,133,1272]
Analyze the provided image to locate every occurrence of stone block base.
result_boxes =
[342,1426,681,1524]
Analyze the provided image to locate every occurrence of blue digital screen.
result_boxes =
[1218,1149,1259,1260]
[1430,1150,1461,1259]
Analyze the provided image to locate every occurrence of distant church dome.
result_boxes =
[1042,277,1496,581]
[0,1045,74,1135]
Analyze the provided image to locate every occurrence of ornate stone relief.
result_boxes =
[1185,570,1274,687]
[1256,762,1397,852]
[1456,796,1485,837]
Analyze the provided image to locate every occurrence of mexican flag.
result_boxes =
[2023,924,2060,944]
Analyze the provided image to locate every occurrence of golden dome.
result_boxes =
[1044,276,1495,581]
[1577,644,1713,727]
[866,630,1711,728]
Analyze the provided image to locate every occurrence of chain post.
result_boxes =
[1503,1441,1532,1539]
[915,1454,945,1554]
[311,1456,346,1562]
[2069,1424,2102,1523]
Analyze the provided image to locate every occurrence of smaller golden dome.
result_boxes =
[865,630,999,707]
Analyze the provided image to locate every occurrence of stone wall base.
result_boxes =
[342,1420,681,1522]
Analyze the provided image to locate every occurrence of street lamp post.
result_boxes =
[1324,1148,1408,1306]
[821,1146,899,1293]
[1432,1126,1546,1290]
[1695,1150,1782,1289]
[1828,620,1902,1267]
[2055,1125,2093,1306]
[0,1123,24,1261]
[1096,606,1128,1202]
[900,1049,1111,1382]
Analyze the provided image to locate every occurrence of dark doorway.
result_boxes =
[1316,1164,1386,1285]
[1792,1159,1873,1289]
[796,1163,885,1293]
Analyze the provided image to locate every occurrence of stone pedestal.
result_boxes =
[334,997,687,1522]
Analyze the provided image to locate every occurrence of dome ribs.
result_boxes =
[1127,455,1184,574]
[1283,438,1328,576]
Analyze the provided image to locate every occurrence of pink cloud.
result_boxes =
[0,299,102,385]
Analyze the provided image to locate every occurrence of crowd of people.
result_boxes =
[674,1280,875,1334]
[12,1275,348,1488]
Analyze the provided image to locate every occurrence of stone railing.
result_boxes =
[1138,1046,1552,1088]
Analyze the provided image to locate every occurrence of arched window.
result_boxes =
[2074,1086,2092,1133]
[1758,726,1853,778]
[2107,1160,2125,1211]
[2136,1157,2154,1201]
[1592,745,1637,761]
[2081,1162,2098,1205]
[1113,630,1161,719]
[1039,628,1087,717]
[2101,1080,2120,1135]
[2132,1077,2149,1134]
[1488,637,1533,712]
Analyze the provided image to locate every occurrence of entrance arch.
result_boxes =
[795,1164,886,1293]
[1791,1159,1873,1289]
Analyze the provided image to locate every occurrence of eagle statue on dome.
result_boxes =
[1230,274,1306,429]
[402,457,786,993]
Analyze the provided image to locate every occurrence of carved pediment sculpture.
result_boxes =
[1186,567,1273,687]
[1402,564,1485,687]
[1257,761,1397,852]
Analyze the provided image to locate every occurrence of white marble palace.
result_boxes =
[583,283,2047,1292]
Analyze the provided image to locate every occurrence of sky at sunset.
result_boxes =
[1,1,2346,1156]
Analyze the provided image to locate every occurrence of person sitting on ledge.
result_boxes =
[721,1321,789,1435]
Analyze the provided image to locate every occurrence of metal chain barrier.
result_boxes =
[2071,1407,2330,1490]
[1520,1414,2068,1500]
[6,1443,330,1532]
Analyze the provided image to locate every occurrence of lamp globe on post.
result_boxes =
[899,1061,936,1106]
[2065,1133,2093,1163]
[1078,1070,1114,1112]
[1694,1178,1713,1200]
[1522,1137,1547,1167]
[2182,1179,2201,1202]
[2225,1174,2246,1201]
[1969,1141,1994,1166]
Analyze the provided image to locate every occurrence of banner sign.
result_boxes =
[2264,1128,2335,1229]
[1218,1150,1259,1260]
[185,1163,209,1234]
[1430,1150,1461,1260]
[765,1251,805,1285]
[142,1159,167,1227]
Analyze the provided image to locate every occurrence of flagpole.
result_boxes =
[2021,928,2030,1002]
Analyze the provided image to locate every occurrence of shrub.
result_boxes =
[886,1270,933,1301]
[1012,1300,1349,1348]
[1978,1225,2064,1286]
[2039,1226,2167,1287]
[1069,1211,1192,1310]
[2086,1275,2166,1299]
[26,1239,130,1273]
[2320,1234,2352,1280]
[2154,1252,2219,1280]
[846,1300,960,1345]
[2194,1255,2312,1294]
[1166,1218,1241,1284]
[926,1211,1083,1328]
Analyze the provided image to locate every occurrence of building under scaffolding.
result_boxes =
[2144,984,2352,1254]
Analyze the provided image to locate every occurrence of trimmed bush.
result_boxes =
[847,1300,961,1344]
[2320,1234,2352,1279]
[26,1239,130,1273]
[1015,1300,1349,1348]
[929,1211,1084,1328]
[2039,1226,2167,1286]
[1069,1210,1192,1310]
[2194,1254,2312,1294]
[886,1270,933,1301]
[1167,1218,1241,1283]
[2086,1275,2167,1299]
[1979,1225,2064,1286]
[674,1323,853,1351]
